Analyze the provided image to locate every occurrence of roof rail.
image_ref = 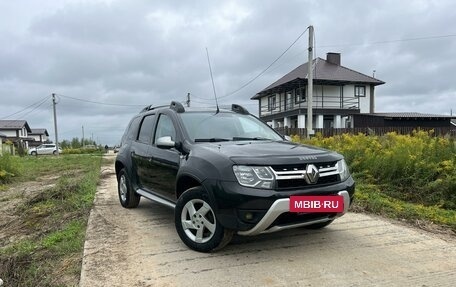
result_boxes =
[140,104,169,113]
[170,101,185,113]
[231,104,249,115]
[140,105,153,113]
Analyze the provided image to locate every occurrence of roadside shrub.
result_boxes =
[62,148,102,155]
[62,148,82,154]
[297,130,456,210]
[16,144,27,157]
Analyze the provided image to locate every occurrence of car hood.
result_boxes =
[194,140,342,165]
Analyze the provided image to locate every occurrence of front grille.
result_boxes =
[271,162,340,190]
[276,174,339,189]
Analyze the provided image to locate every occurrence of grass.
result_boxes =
[353,181,456,232]
[0,154,102,286]
[0,152,21,184]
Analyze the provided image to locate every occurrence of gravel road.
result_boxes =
[80,156,456,287]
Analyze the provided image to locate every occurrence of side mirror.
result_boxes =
[156,136,175,149]
[284,135,292,141]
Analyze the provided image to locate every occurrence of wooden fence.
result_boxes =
[275,126,456,138]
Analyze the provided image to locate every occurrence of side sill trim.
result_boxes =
[136,189,176,209]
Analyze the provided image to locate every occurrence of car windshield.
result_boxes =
[180,112,283,142]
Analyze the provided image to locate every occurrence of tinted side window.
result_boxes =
[137,115,156,144]
[154,114,176,143]
[125,117,142,142]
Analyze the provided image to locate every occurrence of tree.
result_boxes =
[59,140,71,149]
[71,137,82,148]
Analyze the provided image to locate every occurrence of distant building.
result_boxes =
[0,120,33,149]
[29,128,50,147]
[252,52,385,129]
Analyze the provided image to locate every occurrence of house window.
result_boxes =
[355,86,366,97]
[268,95,276,111]
[295,87,306,103]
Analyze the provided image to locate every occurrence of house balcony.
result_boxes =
[258,93,361,122]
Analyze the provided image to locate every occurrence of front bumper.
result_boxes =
[202,177,355,233]
[237,190,350,236]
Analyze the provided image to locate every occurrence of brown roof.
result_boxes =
[0,120,32,132]
[30,128,49,136]
[252,57,385,99]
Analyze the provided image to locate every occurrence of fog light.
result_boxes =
[245,212,253,220]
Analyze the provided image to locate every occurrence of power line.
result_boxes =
[190,93,214,101]
[190,99,214,105]
[219,26,310,99]
[16,100,50,119]
[1,95,50,120]
[56,94,145,107]
[241,32,456,80]
[319,33,456,48]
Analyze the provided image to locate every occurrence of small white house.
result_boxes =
[0,120,33,149]
[29,129,49,142]
[29,129,50,147]
[251,53,385,129]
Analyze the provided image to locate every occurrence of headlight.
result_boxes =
[337,159,350,181]
[232,165,275,189]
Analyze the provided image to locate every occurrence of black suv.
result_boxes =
[115,101,355,252]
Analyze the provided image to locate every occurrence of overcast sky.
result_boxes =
[1,0,455,145]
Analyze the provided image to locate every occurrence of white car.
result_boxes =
[29,144,62,155]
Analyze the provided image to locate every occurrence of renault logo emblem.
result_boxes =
[305,164,320,184]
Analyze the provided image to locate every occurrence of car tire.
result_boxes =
[304,219,334,229]
[117,168,140,208]
[53,150,57,155]
[31,151,37,156]
[175,187,233,252]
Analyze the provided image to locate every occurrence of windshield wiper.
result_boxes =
[232,137,272,141]
[194,138,231,142]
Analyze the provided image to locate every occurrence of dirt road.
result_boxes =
[80,156,456,286]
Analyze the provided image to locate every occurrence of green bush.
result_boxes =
[62,148,102,155]
[0,153,21,183]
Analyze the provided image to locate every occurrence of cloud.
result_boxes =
[0,0,455,144]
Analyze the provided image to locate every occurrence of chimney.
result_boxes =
[326,52,341,65]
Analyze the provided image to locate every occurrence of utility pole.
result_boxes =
[306,25,314,139]
[52,93,60,155]
[82,125,85,148]
[187,93,191,107]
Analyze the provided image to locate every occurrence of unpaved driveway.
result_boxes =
[80,156,456,286]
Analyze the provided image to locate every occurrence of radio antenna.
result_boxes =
[205,47,219,114]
